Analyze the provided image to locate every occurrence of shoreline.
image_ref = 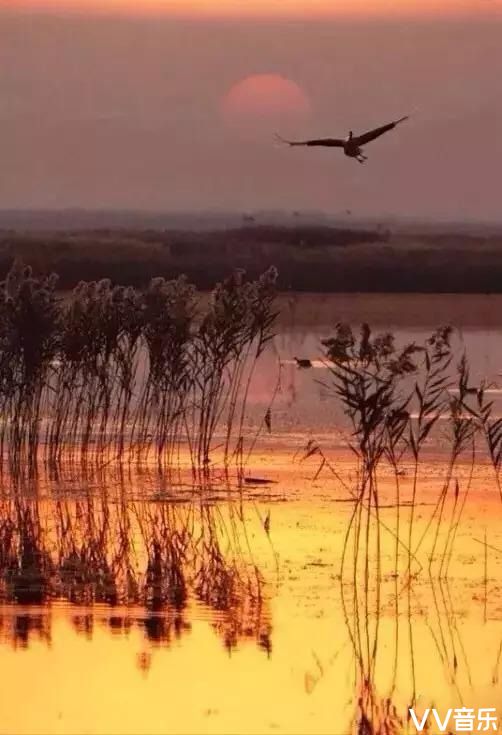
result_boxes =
[3,222,502,293]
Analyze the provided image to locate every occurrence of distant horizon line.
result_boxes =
[1,207,501,228]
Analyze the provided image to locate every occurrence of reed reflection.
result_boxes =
[0,466,272,658]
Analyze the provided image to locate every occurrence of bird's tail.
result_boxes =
[274,133,297,146]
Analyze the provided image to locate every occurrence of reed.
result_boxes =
[0,263,278,475]
[315,322,497,733]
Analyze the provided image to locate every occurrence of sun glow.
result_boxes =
[3,0,501,17]
[222,75,311,131]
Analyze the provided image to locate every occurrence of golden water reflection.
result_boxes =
[0,453,502,733]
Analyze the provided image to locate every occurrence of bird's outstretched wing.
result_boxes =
[275,133,344,147]
[354,116,409,146]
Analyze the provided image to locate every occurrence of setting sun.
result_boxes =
[221,75,311,137]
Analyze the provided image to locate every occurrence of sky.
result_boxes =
[4,0,502,18]
[1,2,502,221]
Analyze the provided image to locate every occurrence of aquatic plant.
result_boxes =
[315,322,489,731]
[0,263,278,474]
[0,263,60,475]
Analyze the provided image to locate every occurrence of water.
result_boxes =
[2,293,502,735]
[255,293,502,438]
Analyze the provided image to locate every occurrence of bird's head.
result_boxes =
[347,130,353,142]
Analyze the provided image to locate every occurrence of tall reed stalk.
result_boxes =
[0,263,278,475]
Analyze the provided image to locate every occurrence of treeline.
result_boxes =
[1,224,502,292]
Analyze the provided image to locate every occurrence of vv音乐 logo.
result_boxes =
[409,708,498,732]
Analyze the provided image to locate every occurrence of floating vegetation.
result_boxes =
[0,262,278,476]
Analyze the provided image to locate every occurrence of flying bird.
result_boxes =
[276,115,409,164]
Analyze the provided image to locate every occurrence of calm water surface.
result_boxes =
[2,293,502,735]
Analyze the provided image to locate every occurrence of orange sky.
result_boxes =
[3,0,502,17]
[2,0,502,219]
